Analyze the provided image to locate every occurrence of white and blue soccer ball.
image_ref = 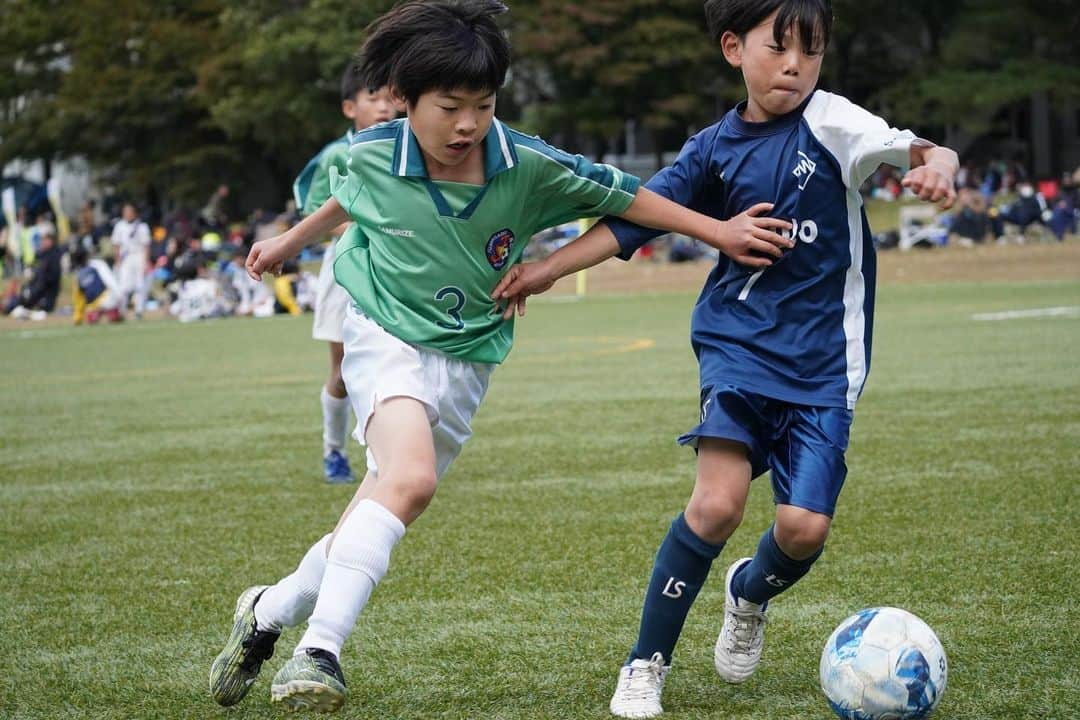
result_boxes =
[820,607,947,720]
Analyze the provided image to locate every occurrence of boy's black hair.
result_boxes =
[340,62,369,102]
[704,0,832,52]
[357,0,510,106]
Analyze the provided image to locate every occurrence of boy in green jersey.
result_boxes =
[210,0,791,713]
[293,64,396,484]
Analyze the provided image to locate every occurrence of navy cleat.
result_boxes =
[323,450,354,484]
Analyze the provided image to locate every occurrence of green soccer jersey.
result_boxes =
[294,132,352,218]
[331,118,640,364]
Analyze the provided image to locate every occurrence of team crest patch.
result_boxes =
[486,228,514,270]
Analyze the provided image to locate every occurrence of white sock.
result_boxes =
[322,386,351,457]
[297,500,405,658]
[253,534,331,632]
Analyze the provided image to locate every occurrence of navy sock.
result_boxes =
[629,514,725,664]
[731,524,823,606]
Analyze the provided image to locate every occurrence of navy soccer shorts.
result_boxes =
[678,385,853,516]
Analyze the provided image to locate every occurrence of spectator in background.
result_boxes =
[111,203,152,318]
[1047,172,1078,242]
[29,212,56,254]
[173,236,209,282]
[6,231,62,320]
[948,188,992,246]
[997,182,1049,241]
[70,245,123,325]
[201,184,230,231]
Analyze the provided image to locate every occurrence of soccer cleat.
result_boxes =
[209,585,280,706]
[714,558,768,683]
[609,652,669,718]
[323,450,354,484]
[271,648,347,713]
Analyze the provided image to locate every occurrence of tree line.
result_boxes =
[1,0,1077,209]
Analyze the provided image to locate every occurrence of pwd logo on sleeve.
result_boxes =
[486,228,515,270]
[792,150,817,190]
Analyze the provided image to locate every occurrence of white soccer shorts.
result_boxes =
[311,242,350,343]
[340,304,494,480]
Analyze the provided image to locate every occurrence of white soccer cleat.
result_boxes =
[609,652,669,718]
[714,557,767,683]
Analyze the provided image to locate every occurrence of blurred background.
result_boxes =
[1,0,1078,321]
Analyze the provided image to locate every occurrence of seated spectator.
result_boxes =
[999,183,1048,228]
[6,231,62,320]
[1047,172,1078,242]
[948,189,992,246]
[70,246,123,324]
[221,245,270,316]
[173,237,209,282]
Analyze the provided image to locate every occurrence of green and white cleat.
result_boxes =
[271,648,347,713]
[209,585,280,706]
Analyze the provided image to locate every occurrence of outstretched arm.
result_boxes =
[246,198,350,280]
[492,196,793,318]
[902,143,959,209]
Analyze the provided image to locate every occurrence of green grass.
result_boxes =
[2,280,1078,719]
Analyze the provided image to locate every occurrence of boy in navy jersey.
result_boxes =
[493,1,958,716]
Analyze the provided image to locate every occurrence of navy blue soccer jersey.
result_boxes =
[607,90,919,409]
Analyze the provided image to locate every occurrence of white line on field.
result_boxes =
[971,306,1080,321]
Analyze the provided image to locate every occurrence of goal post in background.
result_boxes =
[575,217,597,298]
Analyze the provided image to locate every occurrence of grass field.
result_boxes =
[2,276,1078,719]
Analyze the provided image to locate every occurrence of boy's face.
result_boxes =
[405,87,496,171]
[343,86,397,131]
[721,11,824,122]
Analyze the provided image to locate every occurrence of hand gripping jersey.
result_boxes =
[331,118,640,364]
[608,91,918,409]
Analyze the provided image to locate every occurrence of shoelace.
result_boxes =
[307,649,346,686]
[724,607,766,655]
[239,621,279,671]
[620,652,665,702]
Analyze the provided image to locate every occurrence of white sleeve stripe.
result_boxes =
[494,120,515,169]
[397,120,411,176]
[842,190,867,409]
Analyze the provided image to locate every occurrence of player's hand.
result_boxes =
[902,164,957,209]
[491,261,556,320]
[715,203,793,268]
[245,237,286,281]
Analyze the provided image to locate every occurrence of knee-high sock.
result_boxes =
[322,385,351,456]
[254,534,331,632]
[297,499,405,658]
[731,525,823,606]
[629,514,725,664]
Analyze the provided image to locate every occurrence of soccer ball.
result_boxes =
[819,607,947,720]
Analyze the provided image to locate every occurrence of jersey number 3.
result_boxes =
[435,286,466,331]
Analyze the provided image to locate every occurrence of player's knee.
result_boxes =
[686,493,743,541]
[774,514,831,559]
[385,465,438,514]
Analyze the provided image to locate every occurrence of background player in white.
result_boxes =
[110,203,151,319]
[295,65,396,483]
[494,1,959,716]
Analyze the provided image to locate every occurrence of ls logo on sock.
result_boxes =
[662,577,687,599]
[764,573,790,588]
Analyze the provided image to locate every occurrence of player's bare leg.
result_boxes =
[272,397,435,712]
[322,341,354,483]
[612,439,750,718]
